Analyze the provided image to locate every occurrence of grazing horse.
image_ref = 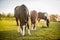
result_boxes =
[30,10,38,30]
[14,4,31,36]
[38,12,49,27]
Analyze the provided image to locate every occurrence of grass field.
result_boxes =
[0,18,60,40]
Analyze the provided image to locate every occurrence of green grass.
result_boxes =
[0,18,60,40]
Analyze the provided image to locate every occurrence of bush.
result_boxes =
[50,14,58,22]
[7,13,13,18]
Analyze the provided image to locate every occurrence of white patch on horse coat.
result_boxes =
[28,29,31,35]
[44,20,47,27]
[32,24,34,30]
[22,25,26,36]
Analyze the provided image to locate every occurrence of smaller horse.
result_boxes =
[30,10,38,30]
[38,12,49,27]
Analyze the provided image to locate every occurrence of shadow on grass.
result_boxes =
[0,30,22,40]
[0,27,60,40]
[0,30,53,40]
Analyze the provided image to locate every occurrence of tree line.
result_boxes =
[0,12,14,20]
[0,12,14,18]
[49,14,60,22]
[0,12,60,22]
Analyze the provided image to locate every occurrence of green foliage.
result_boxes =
[0,18,60,40]
[50,14,58,22]
[0,12,14,18]
[7,13,14,18]
[1,12,6,17]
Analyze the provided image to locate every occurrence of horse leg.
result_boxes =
[19,25,23,34]
[44,19,47,27]
[19,22,26,36]
[27,22,31,35]
[44,19,49,27]
[46,19,49,27]
[32,22,36,30]
[32,23,34,30]
[18,23,23,35]
[33,22,36,30]
[38,18,40,22]
[16,18,19,26]
[37,18,40,27]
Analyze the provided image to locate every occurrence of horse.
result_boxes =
[30,10,38,30]
[38,12,49,27]
[14,4,31,36]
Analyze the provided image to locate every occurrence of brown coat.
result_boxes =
[30,10,38,24]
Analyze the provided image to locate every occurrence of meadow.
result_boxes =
[0,18,60,40]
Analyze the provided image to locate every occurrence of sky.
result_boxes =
[0,0,60,15]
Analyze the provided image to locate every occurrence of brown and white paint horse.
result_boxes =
[38,12,49,27]
[14,4,31,36]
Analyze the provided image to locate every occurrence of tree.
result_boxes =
[1,12,6,17]
[7,13,13,18]
[50,14,57,22]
